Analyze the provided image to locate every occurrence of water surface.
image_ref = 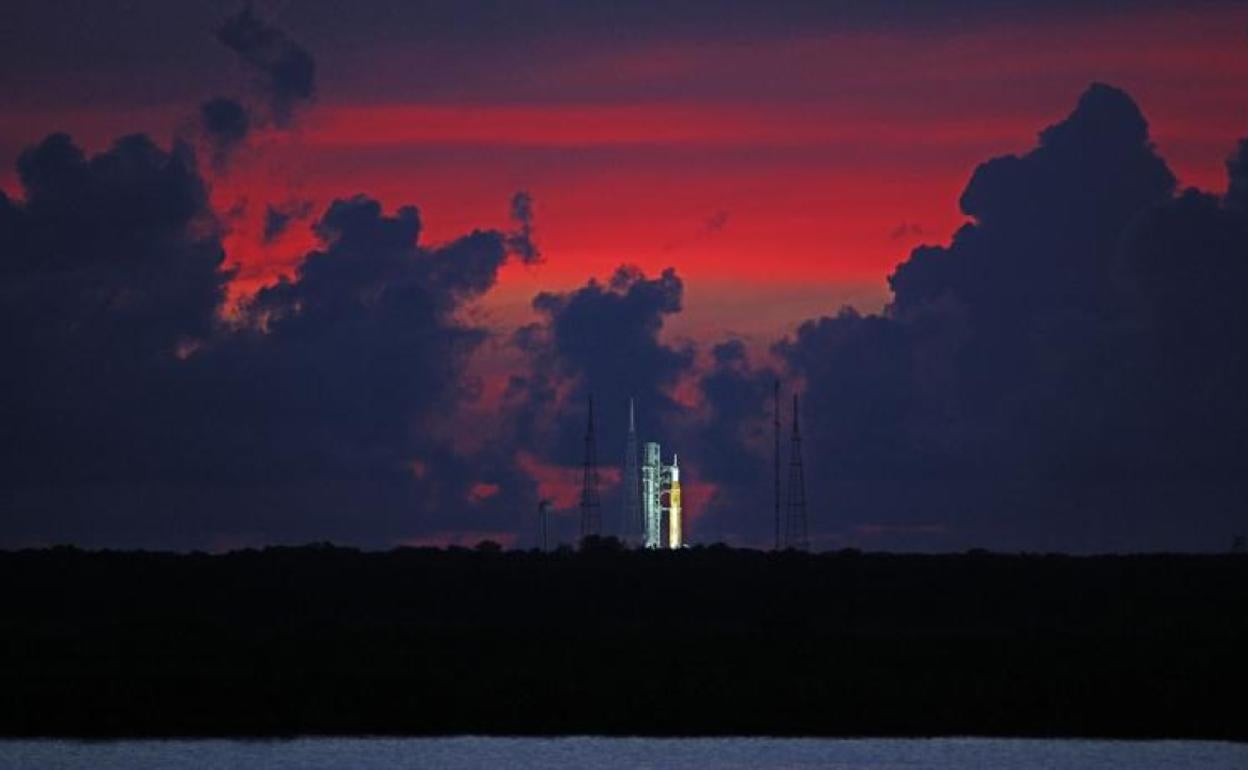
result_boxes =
[1,737,1244,769]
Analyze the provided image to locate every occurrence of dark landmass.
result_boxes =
[1,542,1245,739]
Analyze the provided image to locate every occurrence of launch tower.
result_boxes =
[642,441,663,548]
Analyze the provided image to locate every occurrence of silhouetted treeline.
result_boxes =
[1,542,1245,739]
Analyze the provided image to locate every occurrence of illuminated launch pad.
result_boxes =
[642,442,682,549]
[627,399,683,549]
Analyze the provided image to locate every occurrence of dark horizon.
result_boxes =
[3,545,1245,739]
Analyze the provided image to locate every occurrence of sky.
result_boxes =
[2,0,1248,551]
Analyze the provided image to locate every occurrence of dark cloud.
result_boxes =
[0,133,229,528]
[1112,187,1248,478]
[890,83,1174,323]
[480,83,1247,552]
[1224,138,1248,214]
[751,83,1248,551]
[507,191,540,264]
[262,199,313,243]
[0,132,537,548]
[199,97,250,169]
[183,195,531,509]
[215,4,316,126]
[689,339,778,543]
[505,270,791,546]
[3,132,226,349]
[530,266,688,387]
[5,79,1248,553]
[193,8,317,170]
[508,266,694,533]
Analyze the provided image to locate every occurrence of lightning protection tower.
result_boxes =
[580,394,602,539]
[537,499,551,552]
[621,398,642,543]
[785,392,809,550]
[774,380,781,551]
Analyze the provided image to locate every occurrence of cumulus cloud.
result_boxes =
[0,133,229,531]
[507,191,540,264]
[1224,138,1248,214]
[195,6,318,170]
[199,97,250,169]
[5,81,1248,552]
[505,270,789,545]
[2,133,227,356]
[687,339,778,543]
[528,266,688,391]
[754,83,1248,551]
[506,84,1248,551]
[262,199,313,243]
[215,4,316,126]
[506,266,694,533]
[0,132,536,548]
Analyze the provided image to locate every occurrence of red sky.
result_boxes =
[3,5,1246,342]
[4,0,1248,550]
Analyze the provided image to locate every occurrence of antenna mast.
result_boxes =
[774,380,781,550]
[538,499,551,552]
[785,392,809,550]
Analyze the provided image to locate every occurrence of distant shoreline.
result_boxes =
[3,546,1245,740]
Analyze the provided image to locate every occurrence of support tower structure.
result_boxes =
[580,394,602,539]
[633,404,684,550]
[785,392,809,550]
[773,380,781,550]
[537,499,551,552]
[642,441,663,548]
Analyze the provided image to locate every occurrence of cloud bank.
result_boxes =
[750,83,1247,551]
[0,132,539,548]
[3,82,1248,551]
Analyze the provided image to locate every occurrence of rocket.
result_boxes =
[667,453,682,549]
[636,406,684,550]
[641,443,683,549]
